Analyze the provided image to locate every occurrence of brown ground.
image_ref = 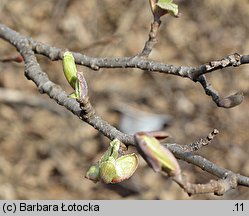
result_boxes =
[0,0,249,199]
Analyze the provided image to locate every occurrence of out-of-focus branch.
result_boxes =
[0,88,68,115]
[0,54,23,63]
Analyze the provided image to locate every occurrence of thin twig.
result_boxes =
[166,143,249,187]
[197,75,244,108]
[192,53,242,81]
[138,19,161,58]
[182,129,219,152]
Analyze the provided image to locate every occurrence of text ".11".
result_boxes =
[234,203,244,212]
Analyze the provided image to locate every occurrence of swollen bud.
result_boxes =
[62,51,77,89]
[100,139,120,163]
[149,0,179,20]
[112,153,139,183]
[218,92,244,108]
[99,157,117,184]
[85,139,138,184]
[62,51,88,99]
[85,164,100,183]
[135,132,181,176]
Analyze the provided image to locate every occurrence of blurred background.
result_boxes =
[0,0,249,199]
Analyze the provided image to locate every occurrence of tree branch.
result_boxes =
[1,24,249,81]
[166,143,249,187]
[1,22,249,195]
[1,23,247,108]
[172,172,238,196]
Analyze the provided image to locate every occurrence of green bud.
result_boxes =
[100,138,120,162]
[135,132,181,176]
[85,139,138,184]
[63,52,89,100]
[156,0,179,17]
[99,157,117,183]
[112,153,139,183]
[109,139,120,159]
[85,164,100,183]
[62,51,77,89]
